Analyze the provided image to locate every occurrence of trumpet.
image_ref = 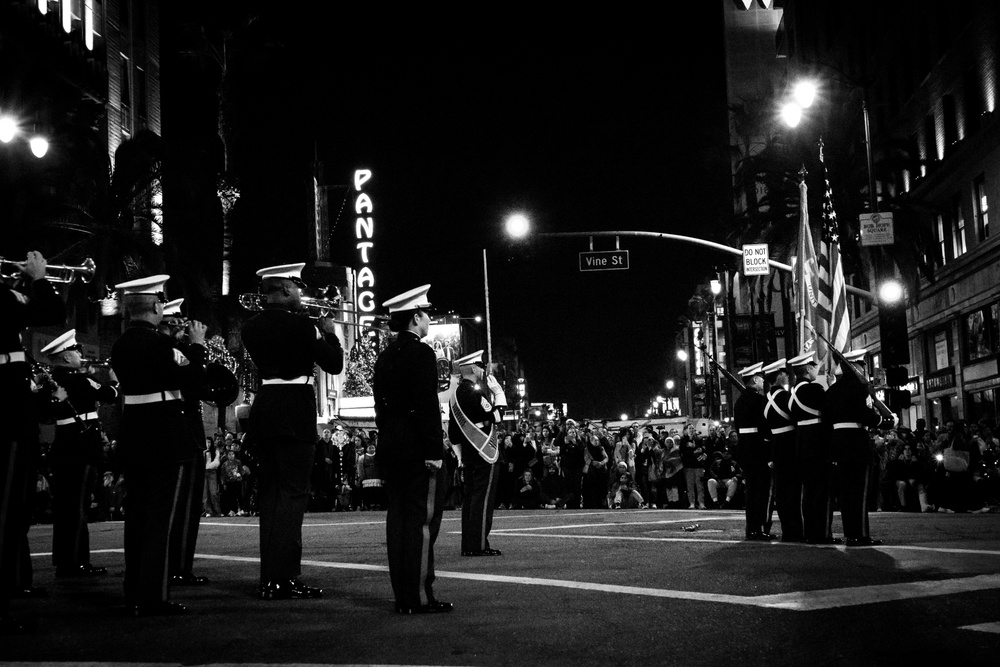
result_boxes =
[0,256,96,284]
[238,292,387,330]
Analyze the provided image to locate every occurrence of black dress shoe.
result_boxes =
[746,533,775,542]
[56,564,107,578]
[130,601,187,617]
[12,586,48,598]
[170,573,210,586]
[395,600,454,614]
[845,537,883,547]
[482,548,503,556]
[258,579,323,600]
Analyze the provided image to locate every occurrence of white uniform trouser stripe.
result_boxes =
[481,464,495,549]
[162,465,185,600]
[420,472,436,605]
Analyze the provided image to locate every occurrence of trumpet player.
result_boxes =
[241,263,343,601]
[159,299,211,588]
[111,275,207,617]
[1,251,65,635]
[40,329,118,578]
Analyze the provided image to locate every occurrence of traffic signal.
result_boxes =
[879,297,910,366]
[887,389,912,410]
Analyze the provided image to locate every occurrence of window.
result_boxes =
[936,214,948,266]
[964,306,996,361]
[974,174,989,240]
[952,193,967,258]
[931,328,951,371]
[119,58,131,136]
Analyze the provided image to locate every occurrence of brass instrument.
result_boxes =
[238,292,387,330]
[0,256,96,284]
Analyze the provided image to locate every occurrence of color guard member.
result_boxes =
[788,351,837,544]
[823,348,896,546]
[450,350,505,557]
[762,358,803,542]
[373,285,452,614]
[111,275,207,616]
[733,362,773,541]
[1,251,64,634]
[241,263,344,600]
[41,329,117,578]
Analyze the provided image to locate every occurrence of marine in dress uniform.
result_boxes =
[158,299,211,587]
[822,348,896,546]
[373,285,453,615]
[762,358,804,543]
[449,350,505,557]
[111,275,208,616]
[41,330,117,577]
[788,351,837,544]
[0,252,65,634]
[240,263,344,600]
[733,362,773,541]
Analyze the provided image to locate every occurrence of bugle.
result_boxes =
[0,256,96,284]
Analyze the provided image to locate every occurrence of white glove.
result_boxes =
[486,374,507,407]
[892,413,900,428]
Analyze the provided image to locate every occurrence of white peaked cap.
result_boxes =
[41,329,78,356]
[115,274,170,296]
[789,351,818,367]
[256,263,306,284]
[843,348,868,362]
[456,350,484,366]
[382,284,432,313]
[162,298,184,316]
[762,358,787,375]
[738,362,764,377]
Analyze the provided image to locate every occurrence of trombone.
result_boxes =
[0,256,96,284]
[238,292,389,331]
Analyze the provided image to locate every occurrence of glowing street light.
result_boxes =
[792,80,817,109]
[505,213,530,239]
[0,116,16,143]
[29,135,49,158]
[676,349,688,362]
[666,379,675,390]
[879,280,904,304]
[780,101,803,128]
[620,413,628,421]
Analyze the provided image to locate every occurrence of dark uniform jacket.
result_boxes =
[111,321,207,465]
[48,367,118,465]
[789,379,826,462]
[449,378,498,467]
[373,330,444,467]
[241,305,344,443]
[733,388,771,467]
[764,385,795,464]
[822,371,887,465]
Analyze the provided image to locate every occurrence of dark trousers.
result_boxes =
[169,457,205,576]
[773,458,803,540]
[257,437,314,583]
[1,437,31,614]
[461,458,499,553]
[801,460,834,541]
[837,460,871,540]
[123,462,185,605]
[743,461,771,536]
[384,463,447,609]
[51,462,93,570]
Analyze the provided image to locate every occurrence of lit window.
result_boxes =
[952,194,967,258]
[974,175,989,240]
[84,0,94,50]
[61,0,72,33]
[936,214,948,266]
[37,0,47,15]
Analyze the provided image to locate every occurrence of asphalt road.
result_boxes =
[3,508,1000,666]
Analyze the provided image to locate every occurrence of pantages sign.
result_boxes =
[354,169,376,327]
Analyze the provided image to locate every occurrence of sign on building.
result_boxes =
[742,243,770,276]
[860,212,894,246]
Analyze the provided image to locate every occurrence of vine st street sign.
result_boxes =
[579,250,630,272]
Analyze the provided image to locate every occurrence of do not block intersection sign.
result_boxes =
[742,243,770,276]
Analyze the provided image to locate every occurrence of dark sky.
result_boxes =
[191,4,733,418]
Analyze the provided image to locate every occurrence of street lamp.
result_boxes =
[879,280,903,304]
[0,116,16,143]
[505,213,530,239]
[665,379,675,390]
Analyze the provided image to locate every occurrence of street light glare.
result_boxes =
[0,116,16,143]
[666,380,675,390]
[780,102,803,128]
[505,213,530,239]
[620,413,628,421]
[793,80,817,109]
[676,350,688,362]
[29,135,49,158]
[879,280,904,304]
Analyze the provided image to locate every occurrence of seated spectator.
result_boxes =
[611,471,644,509]
[540,464,569,509]
[513,469,541,509]
[705,450,741,509]
[886,441,931,511]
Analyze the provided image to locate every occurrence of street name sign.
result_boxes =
[742,243,770,276]
[859,212,894,246]
[579,250,629,272]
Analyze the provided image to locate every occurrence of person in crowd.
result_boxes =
[373,285,452,615]
[706,450,741,509]
[203,437,222,517]
[762,358,803,542]
[241,263,343,601]
[357,442,384,510]
[312,428,336,511]
[559,424,585,509]
[645,433,665,508]
[660,436,684,507]
[734,362,773,540]
[496,434,515,510]
[512,469,541,509]
[540,426,559,469]
[823,349,896,546]
[679,423,709,510]
[936,420,986,513]
[540,463,569,509]
[886,441,929,511]
[111,274,207,616]
[973,426,998,509]
[582,432,610,508]
[220,450,250,515]
[611,470,644,509]
[330,427,355,511]
[449,349,505,557]
[633,430,655,503]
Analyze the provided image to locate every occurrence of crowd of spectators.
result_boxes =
[28,414,1000,526]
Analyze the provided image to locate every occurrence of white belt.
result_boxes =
[738,428,758,434]
[772,425,796,434]
[123,390,183,405]
[262,376,314,385]
[56,412,99,426]
[0,351,26,364]
[833,422,864,430]
[798,418,821,426]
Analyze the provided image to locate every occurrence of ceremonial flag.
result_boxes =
[816,145,851,361]
[795,178,819,355]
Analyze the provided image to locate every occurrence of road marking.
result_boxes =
[959,621,1000,634]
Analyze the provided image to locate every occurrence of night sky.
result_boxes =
[179,3,733,418]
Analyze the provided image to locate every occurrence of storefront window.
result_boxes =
[964,306,995,361]
[928,395,957,430]
[967,388,997,427]
[931,329,951,370]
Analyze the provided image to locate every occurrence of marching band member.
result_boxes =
[111,275,207,616]
[241,263,343,601]
[823,348,896,547]
[733,362,773,541]
[40,329,117,578]
[449,349,505,558]
[373,285,452,615]
[762,358,803,543]
[788,351,838,544]
[159,299,211,587]
[1,251,64,635]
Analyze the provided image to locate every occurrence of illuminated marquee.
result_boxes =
[354,169,376,326]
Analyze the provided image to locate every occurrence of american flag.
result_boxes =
[816,145,851,356]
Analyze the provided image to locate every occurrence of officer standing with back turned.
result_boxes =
[733,362,773,541]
